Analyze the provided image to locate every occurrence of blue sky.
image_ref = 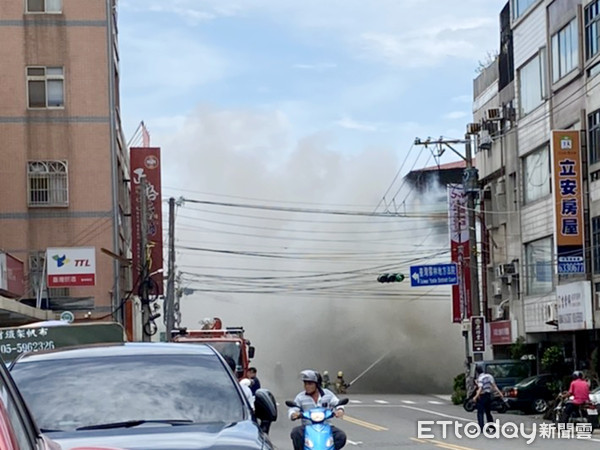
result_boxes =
[118,0,507,191]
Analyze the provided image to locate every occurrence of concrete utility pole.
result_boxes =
[165,197,176,341]
[139,177,151,342]
[413,136,482,358]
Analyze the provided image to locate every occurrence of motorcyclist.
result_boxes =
[322,371,331,389]
[288,369,347,450]
[335,371,349,394]
[562,371,590,421]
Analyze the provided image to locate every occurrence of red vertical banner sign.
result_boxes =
[448,184,472,323]
[130,147,164,295]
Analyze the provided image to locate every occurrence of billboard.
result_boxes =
[551,130,585,274]
[448,184,472,323]
[130,147,164,295]
[0,252,24,298]
[489,320,512,345]
[46,247,96,287]
[556,281,593,331]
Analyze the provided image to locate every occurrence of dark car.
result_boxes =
[9,342,277,450]
[0,354,63,450]
[503,374,562,414]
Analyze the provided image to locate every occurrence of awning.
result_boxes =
[0,296,55,327]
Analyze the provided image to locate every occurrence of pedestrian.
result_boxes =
[248,366,261,395]
[473,364,503,430]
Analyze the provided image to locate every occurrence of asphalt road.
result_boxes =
[267,393,600,449]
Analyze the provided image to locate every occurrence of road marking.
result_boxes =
[428,400,444,405]
[400,404,476,423]
[375,399,389,404]
[349,399,362,404]
[346,439,363,445]
[401,400,416,404]
[410,437,428,444]
[343,414,388,431]
[427,439,476,450]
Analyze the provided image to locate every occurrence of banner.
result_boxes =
[46,247,96,287]
[551,131,585,274]
[130,147,164,295]
[556,281,593,331]
[448,184,472,323]
[489,320,512,345]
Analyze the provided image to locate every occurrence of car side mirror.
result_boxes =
[254,388,277,426]
[248,346,255,359]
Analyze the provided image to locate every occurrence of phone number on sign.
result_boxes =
[0,341,56,355]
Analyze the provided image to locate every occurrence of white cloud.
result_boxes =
[452,94,473,103]
[443,111,468,120]
[335,117,379,132]
[292,63,337,71]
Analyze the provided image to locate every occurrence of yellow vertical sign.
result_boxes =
[551,130,585,274]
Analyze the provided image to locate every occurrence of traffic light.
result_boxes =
[377,273,405,283]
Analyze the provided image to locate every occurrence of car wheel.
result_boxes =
[532,398,548,414]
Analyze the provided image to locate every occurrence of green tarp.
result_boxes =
[0,322,126,363]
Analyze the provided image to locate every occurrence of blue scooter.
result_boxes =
[286,398,349,450]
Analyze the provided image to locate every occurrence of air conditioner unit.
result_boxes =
[496,178,506,195]
[486,108,502,121]
[492,281,502,297]
[467,122,481,134]
[495,264,505,278]
[546,303,557,322]
[502,105,516,122]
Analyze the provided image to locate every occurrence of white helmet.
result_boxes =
[301,369,320,384]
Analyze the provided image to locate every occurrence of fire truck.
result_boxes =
[172,317,255,379]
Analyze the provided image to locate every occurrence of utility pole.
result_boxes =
[165,197,176,341]
[139,177,151,342]
[413,135,481,360]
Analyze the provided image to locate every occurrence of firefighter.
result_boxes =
[322,370,331,389]
[335,371,349,394]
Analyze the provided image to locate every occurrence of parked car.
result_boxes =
[0,354,61,450]
[475,359,532,390]
[503,374,562,414]
[590,386,600,405]
[9,342,277,450]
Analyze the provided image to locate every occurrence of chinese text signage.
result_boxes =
[556,281,593,331]
[489,320,512,345]
[130,147,164,294]
[448,184,472,323]
[551,131,585,274]
[471,316,485,352]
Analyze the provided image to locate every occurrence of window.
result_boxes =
[28,252,70,299]
[512,0,537,20]
[27,161,68,207]
[552,20,578,82]
[585,0,600,60]
[26,0,61,13]
[522,146,550,203]
[518,52,546,116]
[525,237,553,295]
[589,110,600,165]
[593,216,600,274]
[27,67,64,108]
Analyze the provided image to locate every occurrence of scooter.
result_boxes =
[553,394,599,428]
[286,398,349,450]
[463,391,508,413]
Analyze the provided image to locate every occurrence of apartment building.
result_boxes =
[0,0,130,323]
[471,0,600,369]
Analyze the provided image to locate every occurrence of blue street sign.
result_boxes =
[410,263,458,287]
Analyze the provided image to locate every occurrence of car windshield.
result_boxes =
[208,342,242,367]
[10,353,246,431]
